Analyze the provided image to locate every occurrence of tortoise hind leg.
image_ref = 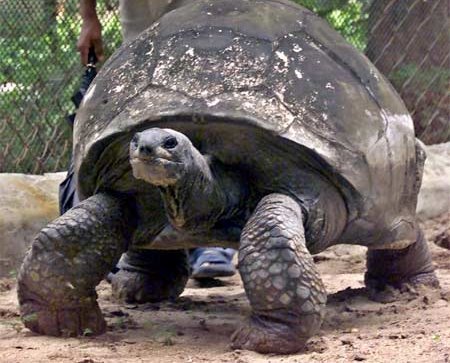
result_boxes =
[18,193,131,336]
[365,228,440,303]
[111,249,189,303]
[231,194,327,354]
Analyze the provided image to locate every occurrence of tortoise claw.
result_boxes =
[365,271,440,303]
[21,300,106,337]
[231,316,307,354]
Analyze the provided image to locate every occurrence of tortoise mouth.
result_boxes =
[129,156,183,186]
[129,155,181,166]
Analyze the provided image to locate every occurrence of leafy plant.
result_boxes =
[0,0,121,173]
[294,0,369,50]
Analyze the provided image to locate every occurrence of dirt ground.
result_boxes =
[1,214,449,363]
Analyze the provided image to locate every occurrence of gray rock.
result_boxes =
[0,172,65,277]
[416,142,450,219]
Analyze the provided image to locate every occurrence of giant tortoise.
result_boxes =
[18,0,439,354]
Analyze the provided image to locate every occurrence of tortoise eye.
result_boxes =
[163,137,178,149]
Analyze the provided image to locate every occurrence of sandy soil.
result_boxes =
[0,215,449,363]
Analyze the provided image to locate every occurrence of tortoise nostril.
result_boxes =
[138,145,153,156]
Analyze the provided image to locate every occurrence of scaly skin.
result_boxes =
[232,194,327,354]
[18,193,131,336]
[111,249,189,303]
[365,229,440,303]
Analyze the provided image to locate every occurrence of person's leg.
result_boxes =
[59,158,79,215]
[190,247,237,279]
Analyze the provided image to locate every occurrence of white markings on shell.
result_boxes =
[149,21,159,32]
[308,41,322,51]
[272,88,286,103]
[325,82,335,90]
[370,67,380,80]
[309,91,318,104]
[130,107,143,117]
[113,85,125,93]
[81,84,96,106]
[206,98,221,107]
[275,51,289,65]
[152,36,266,97]
[185,47,195,57]
[242,101,254,109]
[294,69,303,79]
[223,90,295,132]
[145,47,154,57]
[293,44,302,53]
[274,50,290,75]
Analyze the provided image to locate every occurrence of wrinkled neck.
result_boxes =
[158,149,246,232]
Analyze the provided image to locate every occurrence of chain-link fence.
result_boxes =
[0,0,121,173]
[1,0,449,174]
[366,0,449,145]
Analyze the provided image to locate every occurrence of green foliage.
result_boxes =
[0,0,121,173]
[294,0,369,50]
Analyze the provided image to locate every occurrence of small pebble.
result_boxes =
[344,327,359,333]
[354,354,367,361]
[340,338,353,346]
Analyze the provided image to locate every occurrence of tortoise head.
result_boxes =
[129,128,202,187]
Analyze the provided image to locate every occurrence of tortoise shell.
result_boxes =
[73,0,419,248]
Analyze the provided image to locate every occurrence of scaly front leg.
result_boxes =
[232,194,326,354]
[18,193,131,336]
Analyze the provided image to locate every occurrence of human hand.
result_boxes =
[77,15,104,65]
